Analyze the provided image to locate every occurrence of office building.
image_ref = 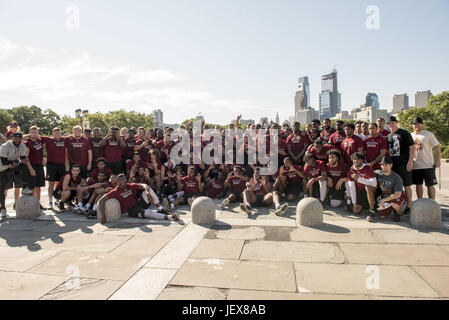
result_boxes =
[152,109,163,126]
[294,77,310,113]
[366,93,380,109]
[415,90,432,108]
[319,69,341,119]
[392,94,409,114]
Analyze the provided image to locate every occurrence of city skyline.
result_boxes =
[0,0,448,125]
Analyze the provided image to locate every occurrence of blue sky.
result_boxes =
[0,0,448,124]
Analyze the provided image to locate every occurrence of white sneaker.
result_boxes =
[221,198,230,208]
[1,209,7,219]
[48,201,53,209]
[275,203,289,216]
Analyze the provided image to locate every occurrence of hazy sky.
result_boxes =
[0,0,448,125]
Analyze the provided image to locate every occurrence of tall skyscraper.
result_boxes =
[152,109,163,126]
[294,76,310,113]
[275,112,280,124]
[392,94,409,114]
[319,69,341,120]
[366,93,380,109]
[415,90,432,108]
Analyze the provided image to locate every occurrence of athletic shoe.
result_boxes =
[162,198,169,210]
[239,203,252,216]
[220,198,230,209]
[158,208,169,215]
[187,197,195,206]
[58,202,65,211]
[275,203,289,216]
[1,209,7,219]
[403,207,410,217]
[13,203,16,210]
[172,212,180,221]
[345,203,353,213]
[48,201,53,209]
[367,211,376,223]
[39,203,45,210]
[87,210,97,219]
[393,212,401,222]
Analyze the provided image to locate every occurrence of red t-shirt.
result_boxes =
[326,162,349,184]
[229,176,246,193]
[155,140,174,162]
[89,167,113,182]
[104,138,123,162]
[107,183,141,214]
[89,137,104,162]
[309,144,336,163]
[26,139,44,165]
[320,128,336,143]
[55,172,82,192]
[341,135,364,166]
[329,130,346,150]
[41,136,66,165]
[304,160,326,179]
[286,133,306,157]
[126,160,148,173]
[378,129,390,138]
[250,179,267,196]
[147,160,162,177]
[135,139,153,161]
[67,136,92,166]
[283,165,303,184]
[348,164,376,191]
[123,138,137,159]
[364,135,387,169]
[181,176,199,194]
[207,179,224,198]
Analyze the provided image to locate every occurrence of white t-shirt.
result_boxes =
[358,134,370,142]
[411,130,439,169]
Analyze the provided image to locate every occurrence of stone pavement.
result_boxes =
[0,183,449,300]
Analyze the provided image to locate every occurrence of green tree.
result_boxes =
[0,109,13,134]
[9,106,62,135]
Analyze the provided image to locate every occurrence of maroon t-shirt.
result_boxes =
[181,176,199,194]
[364,135,387,169]
[89,137,104,162]
[320,128,336,143]
[250,179,267,196]
[155,140,174,163]
[326,162,349,184]
[304,160,326,179]
[286,133,306,157]
[309,144,336,163]
[229,176,246,193]
[123,138,136,159]
[26,139,44,165]
[341,135,364,166]
[378,129,390,138]
[207,179,224,198]
[41,136,66,165]
[329,130,346,150]
[55,173,82,192]
[348,164,376,191]
[135,139,153,161]
[283,165,303,184]
[126,160,148,173]
[104,138,123,163]
[67,136,92,166]
[107,183,141,214]
[89,168,113,182]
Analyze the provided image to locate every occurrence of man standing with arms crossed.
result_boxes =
[410,117,441,200]
[387,116,415,216]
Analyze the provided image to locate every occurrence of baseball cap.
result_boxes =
[412,117,423,124]
[380,156,393,165]
[128,128,136,134]
[12,132,22,138]
[9,122,18,128]
[387,116,398,123]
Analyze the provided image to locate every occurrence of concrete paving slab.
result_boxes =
[226,289,369,300]
[0,247,60,272]
[412,266,449,298]
[109,268,177,300]
[190,239,245,260]
[0,230,61,250]
[214,226,266,240]
[40,278,124,300]
[290,225,375,243]
[109,236,169,257]
[241,240,344,263]
[101,222,184,239]
[171,258,296,292]
[216,218,297,227]
[339,243,449,266]
[294,263,439,298]
[0,271,66,300]
[371,229,449,245]
[33,220,109,235]
[29,251,149,281]
[0,219,51,231]
[157,285,227,300]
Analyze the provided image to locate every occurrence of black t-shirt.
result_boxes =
[387,128,414,167]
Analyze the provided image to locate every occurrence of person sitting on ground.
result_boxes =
[53,165,83,211]
[164,166,203,209]
[239,167,274,216]
[307,140,336,163]
[277,157,305,202]
[205,171,225,199]
[303,153,328,204]
[368,156,406,223]
[326,149,349,208]
[98,173,179,224]
[346,152,377,216]
[221,165,249,208]
[88,158,113,184]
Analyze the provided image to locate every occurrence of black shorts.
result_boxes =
[4,165,26,190]
[107,161,123,175]
[412,168,437,187]
[355,189,370,209]
[69,162,89,179]
[25,164,45,189]
[229,191,243,202]
[310,181,323,200]
[393,165,412,187]
[285,181,302,197]
[46,162,66,182]
[329,185,346,201]
[181,192,197,203]
[254,194,270,207]
[53,189,77,202]
[127,195,150,218]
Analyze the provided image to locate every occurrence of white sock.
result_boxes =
[143,209,165,220]
[78,202,83,208]
[167,215,174,220]
[176,191,184,198]
[168,195,174,200]
[170,203,175,209]
[275,203,280,210]
[93,204,97,211]
[319,180,327,202]
[85,203,91,209]
[158,205,164,211]
[347,181,357,205]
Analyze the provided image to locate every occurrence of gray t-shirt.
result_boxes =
[375,170,403,197]
[411,130,439,169]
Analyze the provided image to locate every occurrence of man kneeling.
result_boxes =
[98,173,179,224]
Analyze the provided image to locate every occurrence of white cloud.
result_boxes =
[0,37,267,124]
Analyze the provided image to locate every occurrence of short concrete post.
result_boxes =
[410,198,441,229]
[15,188,41,219]
[191,196,216,225]
[97,194,122,223]
[296,197,323,227]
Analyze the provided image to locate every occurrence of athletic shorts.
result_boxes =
[69,162,89,179]
[46,162,67,182]
[377,193,406,217]
[412,168,437,187]
[127,195,151,218]
[329,185,346,201]
[182,192,198,203]
[229,191,243,202]
[254,194,270,207]
[285,182,302,197]
[311,181,321,200]
[53,189,77,202]
[355,189,370,209]
[106,161,123,175]
[4,165,26,190]
[25,164,45,189]
[393,165,412,187]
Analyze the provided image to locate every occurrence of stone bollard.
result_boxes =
[15,188,41,219]
[296,197,323,227]
[97,194,122,223]
[191,196,216,225]
[410,198,441,229]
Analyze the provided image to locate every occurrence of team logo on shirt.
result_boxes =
[71,142,84,148]
[121,190,132,198]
